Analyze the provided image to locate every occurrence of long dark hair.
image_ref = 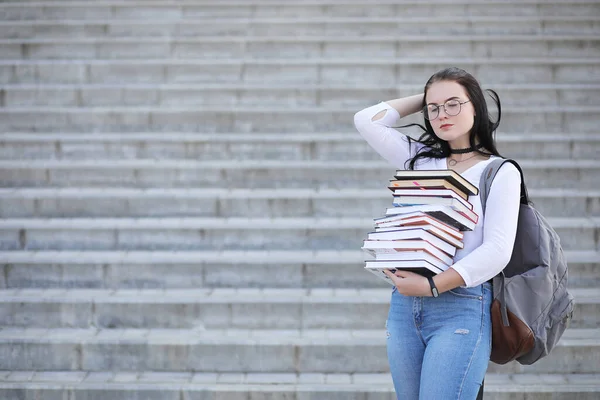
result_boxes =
[400,67,503,170]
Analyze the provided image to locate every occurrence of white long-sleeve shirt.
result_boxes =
[354,102,521,287]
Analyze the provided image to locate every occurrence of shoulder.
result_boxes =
[495,160,522,182]
[486,158,522,193]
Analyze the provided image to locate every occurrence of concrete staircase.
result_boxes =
[0,1,599,399]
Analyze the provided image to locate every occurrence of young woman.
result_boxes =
[353,67,521,399]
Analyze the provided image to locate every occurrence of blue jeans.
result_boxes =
[386,282,492,400]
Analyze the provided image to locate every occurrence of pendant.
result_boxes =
[448,159,458,166]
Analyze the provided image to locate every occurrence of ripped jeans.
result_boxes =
[386,282,492,400]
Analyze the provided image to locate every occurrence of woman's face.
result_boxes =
[425,80,476,144]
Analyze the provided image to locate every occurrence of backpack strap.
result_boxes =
[478,157,527,327]
[479,158,528,215]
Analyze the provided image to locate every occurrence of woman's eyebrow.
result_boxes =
[427,96,461,105]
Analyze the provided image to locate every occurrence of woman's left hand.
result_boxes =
[383,269,432,297]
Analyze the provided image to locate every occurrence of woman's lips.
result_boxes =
[440,124,453,129]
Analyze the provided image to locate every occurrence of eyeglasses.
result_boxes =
[423,99,471,121]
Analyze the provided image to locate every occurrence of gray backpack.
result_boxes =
[479,158,575,365]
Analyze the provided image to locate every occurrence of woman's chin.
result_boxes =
[435,131,468,142]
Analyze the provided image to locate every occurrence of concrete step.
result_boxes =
[0,106,599,133]
[1,132,599,161]
[1,1,599,20]
[0,371,599,400]
[2,250,598,290]
[0,327,598,374]
[1,58,598,85]
[2,159,599,189]
[2,16,600,38]
[3,83,600,107]
[1,36,599,60]
[0,287,596,329]
[1,187,598,219]
[0,216,598,251]
[1,371,599,400]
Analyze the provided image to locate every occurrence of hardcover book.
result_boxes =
[392,169,479,196]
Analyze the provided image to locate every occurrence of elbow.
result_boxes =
[498,247,514,270]
[497,255,511,272]
[353,109,370,136]
[354,102,392,133]
[353,109,366,131]
[491,240,515,272]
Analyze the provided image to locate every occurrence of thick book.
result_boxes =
[365,259,442,284]
[384,204,476,231]
[388,179,470,200]
[393,192,472,211]
[362,240,453,266]
[393,188,472,209]
[372,224,464,249]
[393,169,479,196]
[389,200,479,225]
[367,228,458,256]
[374,213,463,239]
[371,250,451,270]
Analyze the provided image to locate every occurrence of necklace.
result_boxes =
[447,152,479,167]
[449,143,484,154]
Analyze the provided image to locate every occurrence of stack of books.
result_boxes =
[362,169,480,285]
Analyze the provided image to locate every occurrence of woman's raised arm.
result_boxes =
[376,94,424,121]
[353,94,424,169]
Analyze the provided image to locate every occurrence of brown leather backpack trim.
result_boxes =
[490,299,535,364]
